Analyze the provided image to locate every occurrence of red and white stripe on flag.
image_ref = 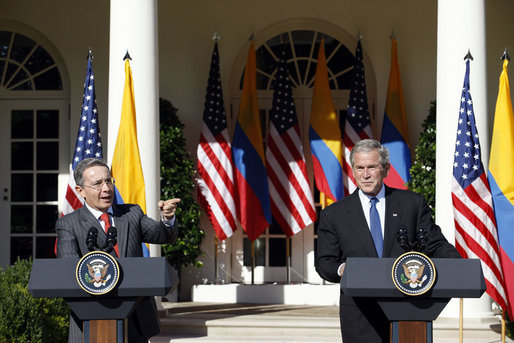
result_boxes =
[452,173,508,310]
[266,123,316,236]
[197,126,238,241]
[62,165,84,216]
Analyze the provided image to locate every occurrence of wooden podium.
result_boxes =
[340,257,486,343]
[28,257,178,343]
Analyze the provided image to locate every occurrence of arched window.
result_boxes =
[0,31,63,90]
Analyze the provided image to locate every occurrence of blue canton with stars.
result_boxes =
[72,54,103,170]
[346,39,370,133]
[453,59,484,189]
[203,42,227,137]
[270,47,297,134]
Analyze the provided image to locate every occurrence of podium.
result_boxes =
[340,257,485,343]
[28,257,178,343]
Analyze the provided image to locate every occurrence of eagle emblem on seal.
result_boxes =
[401,259,427,288]
[86,261,111,287]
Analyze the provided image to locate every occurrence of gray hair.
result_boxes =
[350,139,390,168]
[74,158,110,186]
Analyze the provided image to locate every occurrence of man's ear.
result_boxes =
[76,185,86,199]
[384,163,391,178]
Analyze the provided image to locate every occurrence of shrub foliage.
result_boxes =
[159,98,204,270]
[0,259,69,343]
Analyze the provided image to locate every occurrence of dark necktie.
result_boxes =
[100,212,118,256]
[370,197,383,257]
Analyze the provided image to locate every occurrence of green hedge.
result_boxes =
[159,98,204,271]
[0,259,69,343]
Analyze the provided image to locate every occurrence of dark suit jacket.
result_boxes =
[56,204,179,343]
[315,187,460,343]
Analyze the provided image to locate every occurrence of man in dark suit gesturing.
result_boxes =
[56,158,180,343]
[315,139,460,343]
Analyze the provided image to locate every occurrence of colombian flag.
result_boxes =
[232,40,271,242]
[309,38,344,203]
[488,59,514,318]
[111,58,150,256]
[381,38,411,189]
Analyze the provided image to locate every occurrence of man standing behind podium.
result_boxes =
[56,158,180,343]
[315,139,460,343]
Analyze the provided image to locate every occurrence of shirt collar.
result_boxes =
[84,202,113,220]
[358,184,386,203]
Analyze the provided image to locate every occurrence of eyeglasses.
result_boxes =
[83,178,115,191]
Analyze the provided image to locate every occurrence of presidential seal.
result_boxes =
[76,251,120,295]
[392,251,436,296]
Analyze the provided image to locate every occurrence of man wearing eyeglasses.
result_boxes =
[56,158,180,343]
[315,139,460,343]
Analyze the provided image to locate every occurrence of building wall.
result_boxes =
[1,0,514,300]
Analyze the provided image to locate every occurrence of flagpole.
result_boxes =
[459,298,463,343]
[501,310,506,343]
[286,237,290,284]
[251,240,255,285]
[214,236,218,283]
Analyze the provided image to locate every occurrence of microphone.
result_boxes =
[103,227,117,253]
[86,227,99,251]
[397,227,411,251]
[416,228,428,252]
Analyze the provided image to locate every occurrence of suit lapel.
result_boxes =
[344,191,378,257]
[383,187,402,257]
[113,205,128,257]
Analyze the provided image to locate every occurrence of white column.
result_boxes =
[437,0,492,317]
[108,0,161,256]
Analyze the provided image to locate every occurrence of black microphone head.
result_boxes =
[104,227,117,253]
[416,227,428,251]
[397,226,410,251]
[86,227,99,251]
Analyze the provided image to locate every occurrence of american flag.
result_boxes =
[61,51,103,215]
[451,59,508,312]
[342,39,373,196]
[265,47,316,237]
[197,42,238,241]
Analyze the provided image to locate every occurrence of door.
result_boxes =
[0,99,69,268]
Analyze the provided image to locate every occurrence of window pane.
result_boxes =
[36,205,58,233]
[4,62,19,85]
[243,237,265,267]
[269,217,284,235]
[37,142,58,170]
[11,142,33,170]
[26,46,55,74]
[11,110,33,139]
[0,31,11,58]
[269,238,287,267]
[36,237,57,259]
[291,30,315,57]
[11,174,33,201]
[256,47,277,77]
[0,60,4,84]
[34,66,62,90]
[36,173,57,201]
[7,68,30,89]
[11,33,36,63]
[11,237,32,264]
[37,110,59,138]
[11,205,33,233]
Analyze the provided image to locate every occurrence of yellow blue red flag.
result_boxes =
[380,38,411,189]
[232,40,271,242]
[309,38,344,202]
[488,59,514,318]
[111,58,149,256]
